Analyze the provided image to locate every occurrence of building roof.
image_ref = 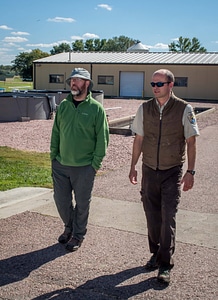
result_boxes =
[34,51,218,65]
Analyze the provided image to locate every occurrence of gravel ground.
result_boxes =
[0,211,217,300]
[0,99,217,299]
[0,98,217,212]
[0,99,217,169]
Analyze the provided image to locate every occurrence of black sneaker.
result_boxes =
[144,253,159,271]
[66,237,83,252]
[157,266,171,284]
[58,231,72,244]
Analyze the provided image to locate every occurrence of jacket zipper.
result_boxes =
[157,111,162,169]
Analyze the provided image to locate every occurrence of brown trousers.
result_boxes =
[141,164,183,268]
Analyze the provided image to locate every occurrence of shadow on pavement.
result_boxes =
[0,243,67,286]
[32,266,168,300]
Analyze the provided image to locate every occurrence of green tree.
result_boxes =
[189,37,207,52]
[11,49,49,79]
[0,65,16,80]
[169,36,207,53]
[50,43,71,55]
[102,35,135,51]
[94,38,107,51]
[72,40,84,51]
[84,39,95,51]
[71,36,135,52]
[82,38,107,51]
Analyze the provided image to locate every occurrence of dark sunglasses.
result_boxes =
[150,82,170,87]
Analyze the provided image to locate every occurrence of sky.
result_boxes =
[0,0,217,65]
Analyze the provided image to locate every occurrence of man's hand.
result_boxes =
[129,168,138,185]
[181,172,194,191]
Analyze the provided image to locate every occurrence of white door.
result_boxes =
[120,72,144,97]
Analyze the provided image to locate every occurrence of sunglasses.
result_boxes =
[150,82,170,87]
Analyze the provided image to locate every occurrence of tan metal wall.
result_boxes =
[34,63,91,91]
[34,63,218,101]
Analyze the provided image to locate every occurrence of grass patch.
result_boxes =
[0,146,52,191]
[0,78,33,92]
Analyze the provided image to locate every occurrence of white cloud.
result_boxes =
[143,42,169,51]
[3,37,28,43]
[0,25,13,30]
[0,52,16,65]
[27,40,71,48]
[97,4,112,11]
[56,40,71,45]
[71,35,83,40]
[47,17,75,23]
[71,33,99,41]
[27,42,58,48]
[171,37,179,41]
[3,42,20,48]
[0,47,11,51]
[152,43,169,50]
[83,33,99,39]
[11,31,30,36]
[17,47,26,51]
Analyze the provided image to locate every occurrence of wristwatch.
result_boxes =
[187,170,195,175]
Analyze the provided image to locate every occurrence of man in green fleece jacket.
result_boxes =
[50,68,109,252]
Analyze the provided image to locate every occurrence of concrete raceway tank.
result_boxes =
[0,90,104,122]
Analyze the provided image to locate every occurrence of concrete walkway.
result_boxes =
[0,185,217,250]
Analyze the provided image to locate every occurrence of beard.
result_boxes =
[71,81,88,98]
[71,90,81,96]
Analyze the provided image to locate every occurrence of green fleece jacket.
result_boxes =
[50,92,109,170]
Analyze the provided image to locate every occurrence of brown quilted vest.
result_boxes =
[142,94,187,170]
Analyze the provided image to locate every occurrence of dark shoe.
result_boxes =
[66,237,83,252]
[157,266,171,284]
[58,231,72,244]
[145,253,159,271]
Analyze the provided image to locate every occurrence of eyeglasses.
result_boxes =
[71,77,84,82]
[150,82,170,87]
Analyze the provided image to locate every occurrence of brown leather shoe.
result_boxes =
[65,237,83,252]
[58,232,72,244]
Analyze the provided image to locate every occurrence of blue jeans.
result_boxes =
[52,159,96,241]
[141,164,183,267]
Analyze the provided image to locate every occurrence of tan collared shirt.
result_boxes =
[131,101,200,140]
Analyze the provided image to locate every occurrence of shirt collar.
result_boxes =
[155,98,170,112]
[155,92,172,111]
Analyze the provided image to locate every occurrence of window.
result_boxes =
[49,74,64,83]
[98,75,114,85]
[174,77,188,87]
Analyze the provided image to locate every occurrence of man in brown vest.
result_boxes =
[129,69,199,284]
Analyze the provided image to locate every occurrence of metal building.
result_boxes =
[33,52,218,101]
